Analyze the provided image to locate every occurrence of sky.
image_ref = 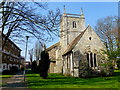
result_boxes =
[19,2,118,61]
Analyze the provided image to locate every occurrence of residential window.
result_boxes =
[3,38,5,41]
[3,65,5,69]
[11,44,13,47]
[4,56,6,60]
[10,57,12,61]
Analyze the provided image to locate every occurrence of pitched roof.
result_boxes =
[62,25,90,56]
[2,34,21,51]
[46,42,60,51]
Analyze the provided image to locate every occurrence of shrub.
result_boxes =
[10,66,19,72]
[99,70,107,77]
[21,67,24,71]
[117,59,120,69]
[64,72,72,77]
[39,50,50,79]
[2,70,11,75]
[35,65,40,73]
[79,56,92,78]
[31,61,37,72]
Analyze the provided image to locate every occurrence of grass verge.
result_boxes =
[26,69,120,88]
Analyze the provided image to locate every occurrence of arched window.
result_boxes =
[87,53,89,67]
[73,21,76,28]
[87,53,97,68]
[90,53,93,67]
[94,54,97,67]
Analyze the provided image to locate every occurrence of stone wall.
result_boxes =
[73,26,111,77]
[54,60,63,73]
[62,25,110,78]
[48,47,57,60]
[60,13,86,54]
[47,43,63,73]
[47,42,60,60]
[48,61,56,73]
[47,11,112,77]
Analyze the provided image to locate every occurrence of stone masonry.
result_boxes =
[47,8,112,77]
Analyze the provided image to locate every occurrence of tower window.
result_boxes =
[73,21,76,28]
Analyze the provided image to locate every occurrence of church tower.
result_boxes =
[60,7,86,51]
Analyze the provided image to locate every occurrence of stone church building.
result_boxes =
[47,9,111,77]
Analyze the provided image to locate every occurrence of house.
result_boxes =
[19,56,25,69]
[0,32,22,72]
[46,9,113,77]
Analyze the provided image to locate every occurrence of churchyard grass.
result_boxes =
[0,75,13,78]
[26,69,120,88]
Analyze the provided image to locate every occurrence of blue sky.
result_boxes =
[20,2,118,61]
[46,2,118,48]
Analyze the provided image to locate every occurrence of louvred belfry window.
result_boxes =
[73,21,76,28]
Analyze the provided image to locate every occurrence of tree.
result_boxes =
[112,26,120,69]
[34,41,44,61]
[95,16,119,69]
[1,1,61,50]
[95,16,118,51]
[31,60,37,72]
[39,49,50,79]
[29,48,33,63]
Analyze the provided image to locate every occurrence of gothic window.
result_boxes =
[87,53,89,67]
[67,56,68,69]
[87,53,97,68]
[73,21,76,28]
[90,53,93,67]
[94,54,97,67]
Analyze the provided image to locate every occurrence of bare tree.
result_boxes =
[95,16,120,68]
[34,41,44,61]
[95,16,118,51]
[29,48,33,63]
[0,1,61,50]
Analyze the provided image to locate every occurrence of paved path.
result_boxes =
[2,71,31,90]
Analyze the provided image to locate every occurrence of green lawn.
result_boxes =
[0,75,14,78]
[26,70,120,88]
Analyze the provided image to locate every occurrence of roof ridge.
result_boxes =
[46,42,60,51]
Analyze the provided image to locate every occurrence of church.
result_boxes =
[47,8,112,78]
